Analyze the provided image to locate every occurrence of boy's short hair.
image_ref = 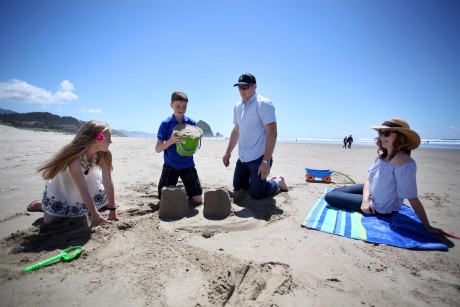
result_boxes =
[171,91,188,103]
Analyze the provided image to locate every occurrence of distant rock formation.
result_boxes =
[0,111,125,135]
[0,108,17,114]
[0,111,85,130]
[0,109,217,138]
[197,120,214,137]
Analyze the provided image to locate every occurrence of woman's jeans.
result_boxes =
[233,156,277,200]
[324,184,364,211]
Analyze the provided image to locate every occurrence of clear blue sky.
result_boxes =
[1,0,459,139]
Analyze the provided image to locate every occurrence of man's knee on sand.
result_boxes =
[249,184,274,200]
[249,190,267,200]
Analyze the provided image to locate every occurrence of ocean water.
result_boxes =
[204,137,460,150]
[277,138,460,150]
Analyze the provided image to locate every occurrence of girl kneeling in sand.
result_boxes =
[325,118,459,239]
[27,120,120,228]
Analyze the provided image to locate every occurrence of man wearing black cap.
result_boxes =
[223,73,288,199]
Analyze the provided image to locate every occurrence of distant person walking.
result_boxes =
[347,135,354,148]
[343,136,348,148]
[223,73,288,199]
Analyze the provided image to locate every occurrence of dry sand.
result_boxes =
[0,124,459,306]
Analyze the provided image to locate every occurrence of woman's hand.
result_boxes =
[407,197,460,239]
[360,200,375,215]
[426,225,460,239]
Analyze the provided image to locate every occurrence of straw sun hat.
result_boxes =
[369,118,421,150]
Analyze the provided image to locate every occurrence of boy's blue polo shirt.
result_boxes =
[157,114,196,169]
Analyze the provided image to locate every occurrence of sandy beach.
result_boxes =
[0,124,459,306]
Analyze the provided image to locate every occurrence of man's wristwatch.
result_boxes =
[262,160,270,165]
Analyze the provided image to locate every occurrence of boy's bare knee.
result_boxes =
[192,195,203,204]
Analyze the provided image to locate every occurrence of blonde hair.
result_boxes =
[38,120,113,180]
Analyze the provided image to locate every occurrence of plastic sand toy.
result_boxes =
[173,124,203,156]
[305,168,355,184]
[24,246,82,272]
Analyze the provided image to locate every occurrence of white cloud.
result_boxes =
[59,80,74,92]
[0,79,78,104]
[81,108,103,114]
[449,126,459,131]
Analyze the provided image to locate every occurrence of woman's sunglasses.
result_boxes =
[238,84,253,90]
[378,130,396,137]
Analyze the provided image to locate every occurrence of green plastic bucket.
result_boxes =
[173,124,203,156]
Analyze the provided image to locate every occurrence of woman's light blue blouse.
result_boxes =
[368,158,418,214]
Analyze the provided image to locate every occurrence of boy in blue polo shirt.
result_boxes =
[155,91,203,205]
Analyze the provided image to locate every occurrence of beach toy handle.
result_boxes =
[178,138,201,154]
[24,254,62,272]
[24,246,82,272]
[332,171,356,184]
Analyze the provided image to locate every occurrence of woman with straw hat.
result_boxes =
[325,118,459,239]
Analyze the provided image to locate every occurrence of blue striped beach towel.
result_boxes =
[302,189,448,250]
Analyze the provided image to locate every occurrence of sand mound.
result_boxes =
[203,189,231,219]
[159,186,188,220]
[173,124,203,138]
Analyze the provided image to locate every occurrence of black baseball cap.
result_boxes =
[233,73,256,86]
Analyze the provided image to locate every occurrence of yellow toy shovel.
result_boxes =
[24,246,82,272]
